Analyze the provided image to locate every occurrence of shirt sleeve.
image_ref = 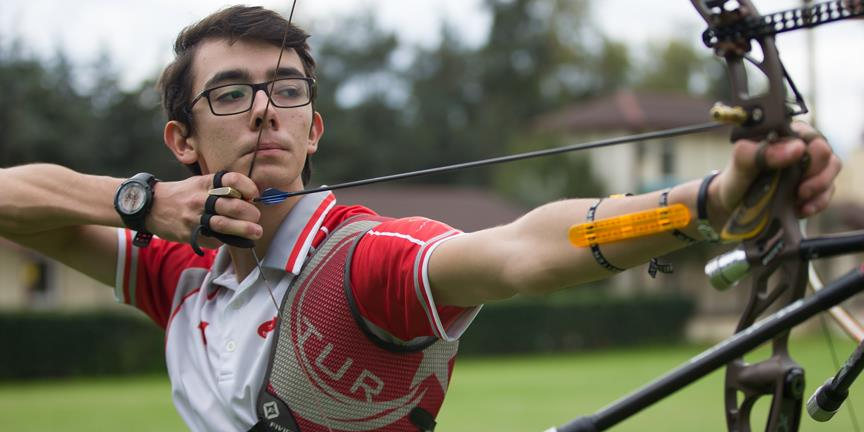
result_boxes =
[114,229,215,329]
[349,217,481,342]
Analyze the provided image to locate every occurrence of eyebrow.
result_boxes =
[203,67,306,90]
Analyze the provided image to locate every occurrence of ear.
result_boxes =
[306,111,324,156]
[164,120,199,165]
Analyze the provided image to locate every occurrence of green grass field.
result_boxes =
[0,336,860,431]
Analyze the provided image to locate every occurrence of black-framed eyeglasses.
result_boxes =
[188,77,316,116]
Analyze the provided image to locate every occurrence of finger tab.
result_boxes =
[205,195,220,214]
[213,170,228,188]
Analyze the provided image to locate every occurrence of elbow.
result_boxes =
[0,203,27,237]
[502,259,570,297]
[503,254,607,297]
[512,277,568,297]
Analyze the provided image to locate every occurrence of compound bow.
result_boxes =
[549,1,864,431]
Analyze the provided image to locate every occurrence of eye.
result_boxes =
[273,81,305,98]
[280,87,300,97]
[211,85,251,104]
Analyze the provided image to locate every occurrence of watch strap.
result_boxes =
[133,232,154,248]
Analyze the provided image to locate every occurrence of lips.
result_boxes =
[257,142,284,151]
[246,141,287,154]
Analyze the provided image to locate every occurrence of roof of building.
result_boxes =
[333,185,527,233]
[534,89,720,132]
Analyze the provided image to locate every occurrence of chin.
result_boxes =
[252,169,303,192]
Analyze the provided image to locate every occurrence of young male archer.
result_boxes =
[0,5,842,432]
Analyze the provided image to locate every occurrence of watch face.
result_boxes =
[118,183,147,214]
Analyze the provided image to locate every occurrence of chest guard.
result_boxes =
[251,216,459,432]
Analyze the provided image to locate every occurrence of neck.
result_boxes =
[229,194,302,282]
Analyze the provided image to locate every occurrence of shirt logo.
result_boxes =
[263,401,280,420]
[258,317,278,338]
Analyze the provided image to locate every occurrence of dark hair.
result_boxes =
[158,5,316,184]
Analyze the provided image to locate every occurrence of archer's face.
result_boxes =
[185,38,323,192]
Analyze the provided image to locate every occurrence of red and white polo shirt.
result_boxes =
[113,191,481,432]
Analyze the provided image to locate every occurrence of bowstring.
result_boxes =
[247,0,299,313]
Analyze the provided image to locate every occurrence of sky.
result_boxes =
[2,0,863,157]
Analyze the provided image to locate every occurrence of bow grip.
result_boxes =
[721,138,810,242]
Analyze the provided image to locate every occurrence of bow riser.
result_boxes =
[691,1,812,431]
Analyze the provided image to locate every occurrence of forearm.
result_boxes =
[430,177,731,306]
[0,164,123,236]
[500,177,727,294]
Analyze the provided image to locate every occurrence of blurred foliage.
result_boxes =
[459,292,695,355]
[0,310,166,379]
[0,0,724,201]
[0,41,187,180]
[491,133,606,206]
[0,292,692,380]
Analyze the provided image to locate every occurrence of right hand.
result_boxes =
[146,172,262,249]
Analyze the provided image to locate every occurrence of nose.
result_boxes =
[249,89,278,131]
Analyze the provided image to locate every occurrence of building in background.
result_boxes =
[534,89,730,194]
[0,238,119,311]
[834,140,864,208]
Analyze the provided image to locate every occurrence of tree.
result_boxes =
[0,43,177,179]
[479,0,607,202]
[635,38,726,98]
[304,13,412,186]
[0,45,92,169]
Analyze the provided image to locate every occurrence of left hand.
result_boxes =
[711,121,842,222]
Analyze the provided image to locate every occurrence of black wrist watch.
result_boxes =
[114,173,159,247]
